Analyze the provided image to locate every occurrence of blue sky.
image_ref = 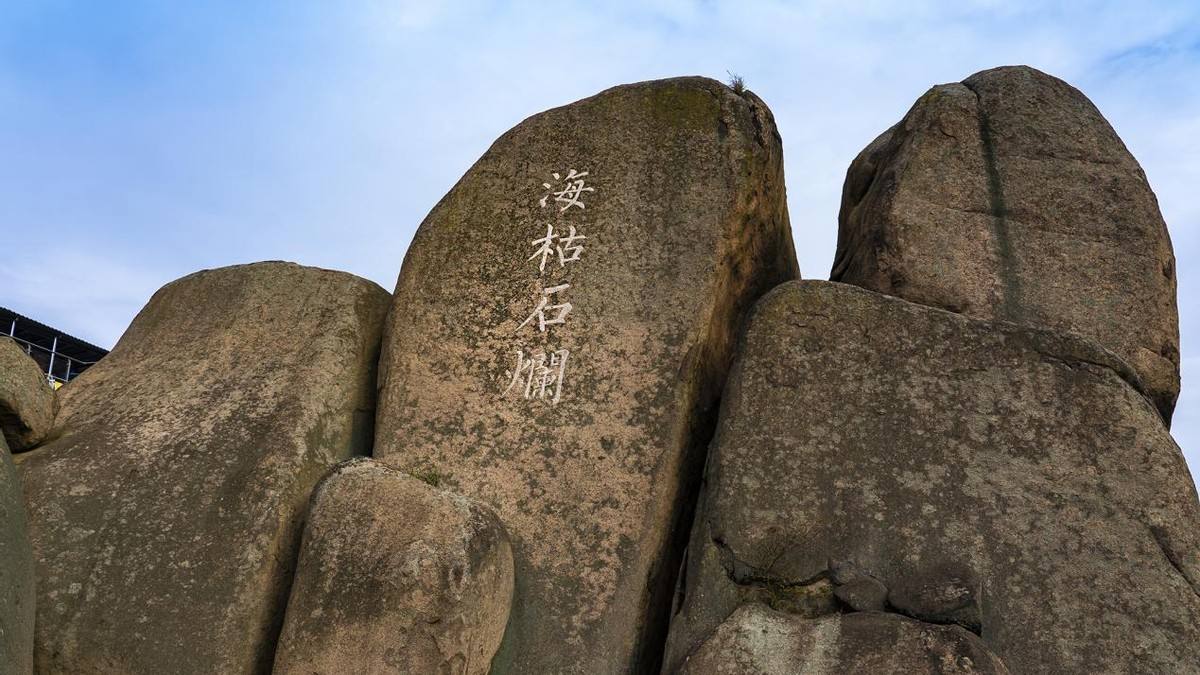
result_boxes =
[2,1,1198,479]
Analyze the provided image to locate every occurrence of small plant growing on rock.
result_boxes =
[727,71,746,94]
[410,466,446,488]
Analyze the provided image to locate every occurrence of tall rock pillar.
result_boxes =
[374,77,799,672]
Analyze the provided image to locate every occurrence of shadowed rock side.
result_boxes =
[677,604,1009,674]
[0,435,33,674]
[663,281,1200,674]
[0,341,49,672]
[16,262,390,674]
[0,338,55,451]
[373,76,799,673]
[832,65,1180,423]
[273,458,513,674]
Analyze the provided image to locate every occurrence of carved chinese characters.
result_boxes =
[505,170,593,404]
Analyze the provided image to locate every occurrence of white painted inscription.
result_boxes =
[504,348,570,403]
[528,223,587,271]
[539,169,594,211]
[517,283,573,332]
[505,168,595,404]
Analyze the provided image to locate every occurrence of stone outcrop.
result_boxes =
[0,337,54,451]
[663,281,1200,673]
[16,262,389,674]
[677,604,1009,674]
[0,434,33,675]
[273,459,513,675]
[4,67,1195,673]
[373,76,799,672]
[832,65,1180,423]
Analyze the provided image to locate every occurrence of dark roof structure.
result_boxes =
[1,306,109,385]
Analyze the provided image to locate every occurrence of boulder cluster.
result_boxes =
[0,66,1193,674]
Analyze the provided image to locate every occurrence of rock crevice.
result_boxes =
[962,79,1024,322]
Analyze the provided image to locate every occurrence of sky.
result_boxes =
[2,1,1197,479]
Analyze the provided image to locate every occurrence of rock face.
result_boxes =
[663,281,1200,673]
[0,434,34,675]
[16,262,390,674]
[677,604,1009,674]
[0,337,54,451]
[273,459,513,675]
[832,65,1180,422]
[373,76,799,672]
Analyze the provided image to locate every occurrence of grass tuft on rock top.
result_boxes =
[727,71,745,94]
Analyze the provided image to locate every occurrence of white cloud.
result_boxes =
[0,250,169,348]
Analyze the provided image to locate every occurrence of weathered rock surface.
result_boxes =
[832,65,1180,422]
[16,262,389,674]
[273,458,513,675]
[0,337,54,451]
[374,76,799,672]
[677,604,1009,674]
[664,281,1200,674]
[0,434,34,675]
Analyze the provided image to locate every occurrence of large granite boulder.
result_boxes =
[0,434,33,674]
[0,337,54,451]
[832,65,1180,422]
[274,459,513,674]
[663,281,1200,673]
[17,262,390,674]
[374,76,799,672]
[677,604,1008,674]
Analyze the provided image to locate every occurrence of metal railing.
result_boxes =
[5,320,100,388]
